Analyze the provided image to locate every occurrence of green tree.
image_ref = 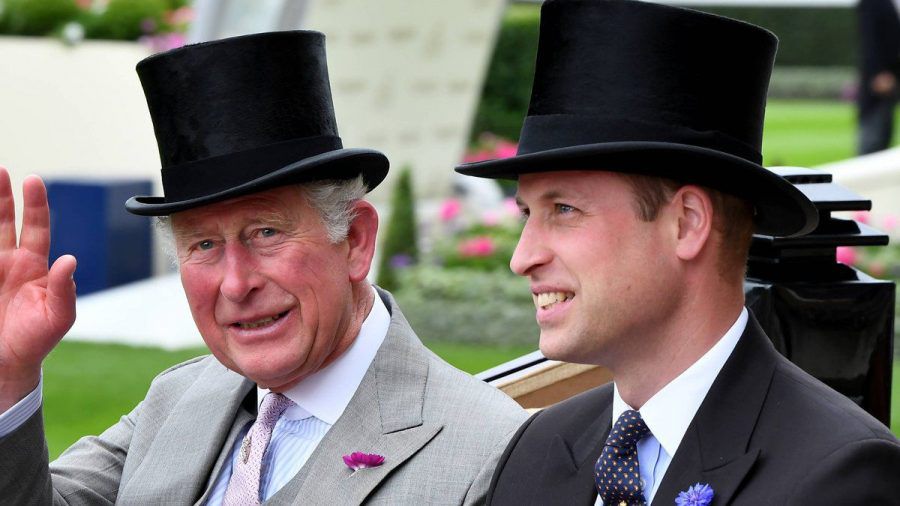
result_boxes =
[377,168,418,291]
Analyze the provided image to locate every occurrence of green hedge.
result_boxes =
[472,4,860,141]
[376,167,419,292]
[0,0,80,35]
[0,0,189,40]
[701,6,857,67]
[393,266,538,347]
[471,5,540,142]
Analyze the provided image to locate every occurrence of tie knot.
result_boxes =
[257,392,293,427]
[607,409,650,448]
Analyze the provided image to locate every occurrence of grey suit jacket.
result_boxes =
[0,290,528,505]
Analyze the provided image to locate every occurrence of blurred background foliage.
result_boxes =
[0,0,191,43]
[376,167,419,292]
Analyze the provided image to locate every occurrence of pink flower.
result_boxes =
[140,18,157,34]
[482,210,500,226]
[75,0,92,9]
[882,214,898,231]
[836,246,856,266]
[503,197,520,217]
[458,236,496,257]
[141,33,187,54]
[869,261,886,277]
[439,198,462,222]
[166,6,196,26]
[462,150,491,163]
[343,452,384,471]
[494,140,518,159]
[852,211,870,225]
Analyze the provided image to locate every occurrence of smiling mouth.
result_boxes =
[233,310,290,330]
[534,292,574,310]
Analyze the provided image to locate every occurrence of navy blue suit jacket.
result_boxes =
[487,313,900,505]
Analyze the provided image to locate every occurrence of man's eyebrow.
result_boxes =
[518,189,566,206]
[251,211,295,230]
[171,227,209,244]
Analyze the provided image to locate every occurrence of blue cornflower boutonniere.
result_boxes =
[675,483,714,506]
[342,452,385,474]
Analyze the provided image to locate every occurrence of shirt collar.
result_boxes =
[257,287,390,424]
[612,307,748,457]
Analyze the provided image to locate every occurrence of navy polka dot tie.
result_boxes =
[595,410,651,506]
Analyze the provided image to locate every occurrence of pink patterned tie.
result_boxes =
[223,392,294,506]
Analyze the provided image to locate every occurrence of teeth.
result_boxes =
[534,292,573,310]
[236,313,282,329]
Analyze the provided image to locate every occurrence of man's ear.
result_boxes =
[672,185,713,262]
[346,200,379,283]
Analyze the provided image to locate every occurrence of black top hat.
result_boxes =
[456,0,817,237]
[126,31,388,216]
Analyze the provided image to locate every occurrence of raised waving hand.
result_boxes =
[0,168,76,411]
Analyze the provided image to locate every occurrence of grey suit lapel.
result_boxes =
[119,359,254,504]
[652,315,774,505]
[266,293,443,505]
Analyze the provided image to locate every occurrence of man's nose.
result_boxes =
[219,243,263,302]
[510,222,551,276]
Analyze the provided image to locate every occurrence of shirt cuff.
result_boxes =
[0,374,43,438]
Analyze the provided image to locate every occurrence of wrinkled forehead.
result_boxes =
[169,185,310,234]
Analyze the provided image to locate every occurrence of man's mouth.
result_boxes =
[533,291,574,310]
[232,310,290,330]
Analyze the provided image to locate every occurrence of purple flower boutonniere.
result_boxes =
[343,452,385,473]
[676,483,714,506]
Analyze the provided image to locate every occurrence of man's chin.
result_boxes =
[538,331,573,361]
[228,360,307,390]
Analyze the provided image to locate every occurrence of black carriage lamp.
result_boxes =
[746,166,894,426]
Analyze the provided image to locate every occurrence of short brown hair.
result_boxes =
[620,173,754,281]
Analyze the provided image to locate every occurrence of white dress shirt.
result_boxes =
[596,307,748,505]
[0,374,43,437]
[205,288,390,503]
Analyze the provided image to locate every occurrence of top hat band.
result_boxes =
[161,134,343,202]
[518,114,763,164]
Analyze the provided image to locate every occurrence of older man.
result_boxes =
[0,31,525,504]
[457,1,900,505]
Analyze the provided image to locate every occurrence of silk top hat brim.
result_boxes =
[455,0,818,237]
[126,147,388,216]
[457,141,817,238]
[124,30,388,217]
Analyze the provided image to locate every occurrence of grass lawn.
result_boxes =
[41,340,900,459]
[763,100,857,167]
[762,99,900,167]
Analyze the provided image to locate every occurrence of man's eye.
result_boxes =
[197,240,215,251]
[555,203,575,214]
[260,227,278,238]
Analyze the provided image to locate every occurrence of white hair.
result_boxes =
[303,175,368,243]
[155,175,368,265]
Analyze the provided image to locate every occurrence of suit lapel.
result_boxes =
[652,315,776,506]
[119,359,254,504]
[535,387,613,506]
[266,292,443,505]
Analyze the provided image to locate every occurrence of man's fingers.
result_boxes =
[0,168,17,250]
[19,175,51,258]
[47,254,77,330]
